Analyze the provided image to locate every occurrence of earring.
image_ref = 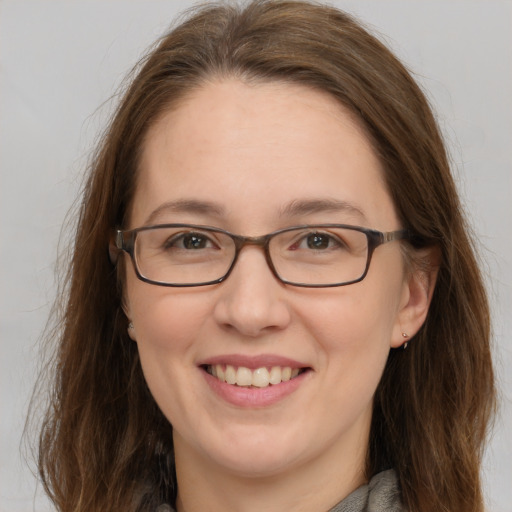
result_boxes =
[402,332,409,349]
[128,322,134,330]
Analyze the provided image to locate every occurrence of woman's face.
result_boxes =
[125,79,414,481]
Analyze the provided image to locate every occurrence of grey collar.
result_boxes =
[328,470,402,512]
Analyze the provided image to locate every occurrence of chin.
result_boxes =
[211,446,302,479]
[197,423,308,478]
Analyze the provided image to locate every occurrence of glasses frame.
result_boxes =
[110,223,411,288]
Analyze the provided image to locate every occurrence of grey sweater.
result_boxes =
[328,470,402,512]
[156,469,402,511]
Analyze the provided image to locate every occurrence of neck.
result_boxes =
[173,429,368,512]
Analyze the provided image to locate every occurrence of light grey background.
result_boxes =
[1,1,510,511]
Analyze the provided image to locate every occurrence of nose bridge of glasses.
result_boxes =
[233,234,269,250]
[231,234,277,275]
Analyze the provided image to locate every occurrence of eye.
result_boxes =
[306,233,333,250]
[292,231,344,251]
[166,231,218,250]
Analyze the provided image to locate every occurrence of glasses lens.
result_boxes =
[134,226,235,285]
[269,226,369,285]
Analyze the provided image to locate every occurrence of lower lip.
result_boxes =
[202,369,309,408]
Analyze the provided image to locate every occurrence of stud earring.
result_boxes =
[401,332,409,349]
[128,322,134,330]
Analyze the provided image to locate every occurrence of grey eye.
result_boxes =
[165,232,217,250]
[306,233,331,249]
[182,233,209,249]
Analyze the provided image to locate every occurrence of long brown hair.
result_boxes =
[35,1,496,511]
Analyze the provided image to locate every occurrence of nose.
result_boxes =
[212,246,292,337]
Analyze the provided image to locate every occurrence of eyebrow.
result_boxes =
[143,199,225,226]
[143,197,367,226]
[279,198,367,222]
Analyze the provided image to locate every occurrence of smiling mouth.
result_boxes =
[203,364,308,388]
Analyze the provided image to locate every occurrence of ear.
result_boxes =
[391,246,440,348]
[127,323,137,341]
[122,298,137,341]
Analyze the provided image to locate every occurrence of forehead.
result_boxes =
[132,79,397,231]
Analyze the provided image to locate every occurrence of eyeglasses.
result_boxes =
[110,223,410,288]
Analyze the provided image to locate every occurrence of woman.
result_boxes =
[36,1,496,511]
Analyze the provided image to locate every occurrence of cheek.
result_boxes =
[125,265,214,367]
[126,286,215,420]
[297,273,404,389]
[301,290,399,350]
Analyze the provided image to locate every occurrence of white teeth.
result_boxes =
[236,367,253,386]
[208,364,303,387]
[225,365,236,385]
[269,366,282,385]
[252,367,270,388]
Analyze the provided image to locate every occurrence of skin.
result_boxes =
[124,79,434,512]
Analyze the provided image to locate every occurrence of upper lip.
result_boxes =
[198,354,309,370]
